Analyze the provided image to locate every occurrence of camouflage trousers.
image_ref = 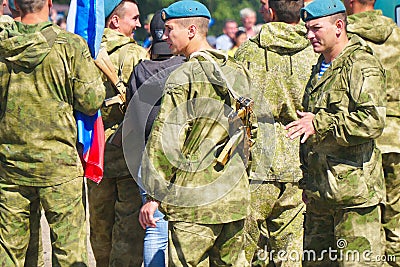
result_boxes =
[0,176,88,267]
[382,153,400,267]
[87,176,144,267]
[304,202,385,267]
[244,181,305,267]
[168,220,250,266]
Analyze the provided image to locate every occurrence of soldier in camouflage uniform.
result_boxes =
[87,0,148,266]
[234,0,318,266]
[344,1,400,265]
[286,0,386,266]
[0,0,106,266]
[2,2,44,266]
[139,1,251,266]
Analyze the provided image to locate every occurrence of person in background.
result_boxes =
[139,1,252,265]
[286,0,386,265]
[0,0,12,23]
[227,29,246,57]
[56,17,66,30]
[216,19,238,50]
[0,0,105,266]
[239,7,261,39]
[87,0,148,266]
[345,0,400,265]
[235,0,317,265]
[142,13,154,49]
[127,10,186,267]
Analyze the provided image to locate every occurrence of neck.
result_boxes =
[21,5,50,24]
[185,38,213,58]
[351,2,374,14]
[323,38,349,63]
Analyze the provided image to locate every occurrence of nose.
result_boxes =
[306,30,315,40]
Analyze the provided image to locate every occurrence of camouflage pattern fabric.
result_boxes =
[0,21,105,186]
[88,28,148,267]
[0,177,88,267]
[168,220,250,266]
[141,49,251,265]
[244,182,305,267]
[347,11,400,266]
[303,203,384,267]
[0,21,105,266]
[382,153,400,266]
[301,34,386,266]
[88,177,143,267]
[301,34,386,209]
[234,22,317,266]
[141,49,251,224]
[100,28,149,178]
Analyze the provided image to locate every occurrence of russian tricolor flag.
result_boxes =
[67,0,105,183]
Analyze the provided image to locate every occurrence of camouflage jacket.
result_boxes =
[235,22,318,182]
[348,10,400,154]
[142,49,251,224]
[100,28,148,178]
[0,21,105,186]
[301,34,386,208]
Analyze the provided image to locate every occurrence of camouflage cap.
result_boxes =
[104,0,123,18]
[300,0,346,22]
[161,1,211,21]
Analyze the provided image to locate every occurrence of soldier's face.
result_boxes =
[163,19,191,56]
[259,0,272,23]
[118,2,141,37]
[305,17,338,55]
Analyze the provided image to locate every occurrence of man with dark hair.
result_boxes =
[286,0,386,265]
[138,1,253,265]
[0,0,105,265]
[235,0,318,265]
[87,0,148,266]
[345,0,400,265]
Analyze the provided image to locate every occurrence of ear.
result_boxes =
[335,19,346,35]
[269,8,277,22]
[188,24,197,38]
[48,0,53,9]
[109,14,120,29]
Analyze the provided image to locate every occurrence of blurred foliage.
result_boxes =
[53,0,263,43]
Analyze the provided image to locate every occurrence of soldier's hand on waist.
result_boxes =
[285,110,316,143]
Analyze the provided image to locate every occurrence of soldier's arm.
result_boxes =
[72,37,106,115]
[313,54,386,146]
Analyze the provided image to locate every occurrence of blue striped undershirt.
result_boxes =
[318,60,331,79]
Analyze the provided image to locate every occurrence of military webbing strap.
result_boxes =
[190,51,241,102]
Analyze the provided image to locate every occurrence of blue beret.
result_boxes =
[8,0,16,11]
[300,0,346,22]
[161,1,211,21]
[104,0,123,18]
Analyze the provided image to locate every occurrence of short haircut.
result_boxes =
[178,17,209,37]
[358,0,375,5]
[329,12,347,27]
[269,0,304,23]
[224,19,237,28]
[15,0,46,14]
[107,0,138,22]
[240,8,256,19]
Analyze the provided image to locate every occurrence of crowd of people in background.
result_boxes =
[0,0,399,266]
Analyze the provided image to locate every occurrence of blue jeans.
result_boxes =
[139,187,168,267]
